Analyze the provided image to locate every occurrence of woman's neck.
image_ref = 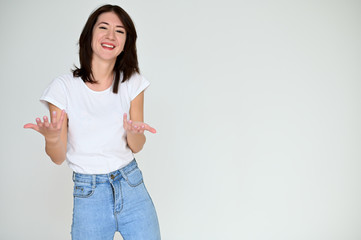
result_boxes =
[92,59,115,81]
[85,58,115,91]
[90,59,115,90]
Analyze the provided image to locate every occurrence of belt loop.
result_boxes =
[92,175,96,189]
[72,172,75,181]
[120,169,127,181]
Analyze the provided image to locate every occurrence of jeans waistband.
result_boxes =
[72,159,138,184]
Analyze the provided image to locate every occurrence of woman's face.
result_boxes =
[91,12,126,64]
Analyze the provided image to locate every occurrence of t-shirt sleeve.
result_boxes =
[127,73,150,101]
[40,77,68,111]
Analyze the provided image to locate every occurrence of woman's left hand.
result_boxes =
[123,113,156,134]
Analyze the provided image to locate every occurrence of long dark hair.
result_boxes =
[73,4,139,94]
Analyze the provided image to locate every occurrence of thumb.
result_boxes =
[24,123,39,132]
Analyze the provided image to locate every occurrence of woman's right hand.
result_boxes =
[24,110,66,143]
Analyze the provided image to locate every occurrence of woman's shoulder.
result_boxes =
[54,73,79,82]
[125,72,148,85]
[52,73,82,88]
[122,72,150,100]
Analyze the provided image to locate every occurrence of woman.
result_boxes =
[24,4,161,240]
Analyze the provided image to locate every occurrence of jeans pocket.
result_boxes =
[125,167,144,187]
[73,181,95,198]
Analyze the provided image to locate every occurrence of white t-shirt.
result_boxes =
[40,72,150,174]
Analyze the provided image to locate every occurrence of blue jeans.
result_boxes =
[71,160,161,240]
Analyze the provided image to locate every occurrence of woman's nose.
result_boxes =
[106,30,115,40]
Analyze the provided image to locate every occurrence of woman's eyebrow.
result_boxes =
[98,22,125,28]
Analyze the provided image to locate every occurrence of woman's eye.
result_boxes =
[116,30,125,34]
[99,26,107,30]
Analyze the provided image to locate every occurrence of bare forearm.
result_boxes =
[45,139,66,165]
[127,133,146,153]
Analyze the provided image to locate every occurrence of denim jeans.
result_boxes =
[71,159,161,240]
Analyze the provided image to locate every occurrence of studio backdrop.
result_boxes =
[0,0,360,239]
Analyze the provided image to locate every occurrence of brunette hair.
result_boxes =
[72,4,139,93]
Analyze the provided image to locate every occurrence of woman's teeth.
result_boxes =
[101,44,115,48]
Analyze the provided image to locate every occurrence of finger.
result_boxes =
[123,113,128,128]
[141,125,148,133]
[130,125,143,134]
[23,123,40,132]
[143,124,157,134]
[36,118,43,127]
[57,110,65,128]
[51,111,57,127]
[132,122,145,133]
[147,127,157,134]
[43,116,50,127]
[123,113,127,125]
[127,120,133,131]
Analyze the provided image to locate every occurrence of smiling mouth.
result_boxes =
[101,43,115,49]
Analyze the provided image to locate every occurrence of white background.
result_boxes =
[0,0,360,239]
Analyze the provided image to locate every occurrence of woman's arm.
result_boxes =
[124,91,156,153]
[46,104,68,164]
[24,103,68,165]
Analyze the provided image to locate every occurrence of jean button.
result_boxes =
[111,174,115,180]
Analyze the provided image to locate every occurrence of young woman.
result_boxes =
[24,5,161,240]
